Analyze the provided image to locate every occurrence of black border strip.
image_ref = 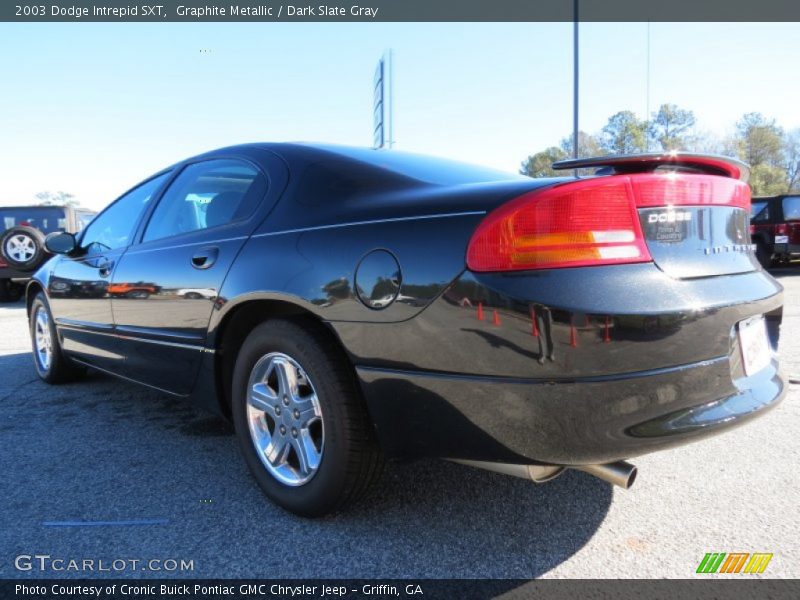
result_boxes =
[3,1,800,23]
[2,579,799,600]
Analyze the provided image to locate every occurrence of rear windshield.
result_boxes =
[782,196,800,221]
[313,145,526,186]
[0,207,67,234]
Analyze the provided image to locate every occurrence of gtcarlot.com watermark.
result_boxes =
[14,554,194,573]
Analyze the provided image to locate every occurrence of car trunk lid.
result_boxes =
[553,153,758,279]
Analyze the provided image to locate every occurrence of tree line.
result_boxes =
[520,104,800,196]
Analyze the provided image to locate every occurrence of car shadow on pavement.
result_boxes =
[0,349,612,579]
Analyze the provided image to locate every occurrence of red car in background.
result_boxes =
[750,194,800,268]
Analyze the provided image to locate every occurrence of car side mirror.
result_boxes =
[45,232,78,255]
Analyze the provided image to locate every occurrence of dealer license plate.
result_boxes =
[738,316,771,377]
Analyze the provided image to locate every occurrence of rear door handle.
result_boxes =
[191,247,219,270]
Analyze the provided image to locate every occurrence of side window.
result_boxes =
[143,159,265,243]
[751,202,769,222]
[782,197,800,221]
[81,172,170,255]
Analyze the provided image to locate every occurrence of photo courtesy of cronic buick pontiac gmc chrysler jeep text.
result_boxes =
[26,144,785,516]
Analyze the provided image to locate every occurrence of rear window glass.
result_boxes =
[312,145,525,186]
[782,196,800,221]
[0,207,67,234]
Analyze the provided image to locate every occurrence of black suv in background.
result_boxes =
[750,194,800,268]
[0,205,94,302]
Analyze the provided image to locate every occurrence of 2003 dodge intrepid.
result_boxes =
[27,144,785,516]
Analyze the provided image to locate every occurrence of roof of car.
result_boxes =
[185,142,531,187]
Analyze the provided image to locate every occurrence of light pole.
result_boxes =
[573,0,579,172]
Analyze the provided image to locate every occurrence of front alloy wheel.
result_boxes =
[29,292,84,383]
[33,304,53,372]
[246,352,324,486]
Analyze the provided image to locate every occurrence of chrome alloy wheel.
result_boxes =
[246,352,324,486]
[33,305,53,371]
[5,234,36,262]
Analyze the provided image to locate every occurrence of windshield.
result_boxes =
[0,207,68,234]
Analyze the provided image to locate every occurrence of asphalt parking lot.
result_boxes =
[1,272,798,580]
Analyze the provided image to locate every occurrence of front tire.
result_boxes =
[232,318,384,517]
[29,292,84,383]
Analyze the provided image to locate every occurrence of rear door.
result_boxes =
[109,157,275,394]
[49,173,171,370]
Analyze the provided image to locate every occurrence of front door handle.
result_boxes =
[191,247,219,270]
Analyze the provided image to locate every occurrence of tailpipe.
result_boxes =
[448,459,564,483]
[573,461,637,489]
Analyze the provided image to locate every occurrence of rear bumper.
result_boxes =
[0,267,30,280]
[357,356,785,465]
[773,243,800,256]
[340,264,786,464]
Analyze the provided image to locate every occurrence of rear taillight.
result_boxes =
[0,257,6,268]
[629,172,750,209]
[467,173,751,272]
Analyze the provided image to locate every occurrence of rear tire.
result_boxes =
[0,278,24,303]
[231,318,384,517]
[29,292,85,383]
[755,242,774,269]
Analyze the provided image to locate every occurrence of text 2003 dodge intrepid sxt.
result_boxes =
[27,144,784,516]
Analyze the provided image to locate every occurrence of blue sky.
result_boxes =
[1,22,799,210]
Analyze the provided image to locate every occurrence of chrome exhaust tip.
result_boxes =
[573,461,637,489]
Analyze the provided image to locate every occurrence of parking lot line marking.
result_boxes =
[42,519,169,527]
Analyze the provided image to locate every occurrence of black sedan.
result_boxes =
[28,144,785,516]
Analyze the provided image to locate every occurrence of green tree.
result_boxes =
[750,164,790,196]
[35,191,79,207]
[782,129,800,192]
[601,111,648,155]
[736,112,784,167]
[520,146,568,178]
[559,130,604,158]
[648,104,696,151]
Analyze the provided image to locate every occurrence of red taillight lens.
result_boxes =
[467,177,650,271]
[630,172,750,209]
[0,257,7,268]
[467,173,751,272]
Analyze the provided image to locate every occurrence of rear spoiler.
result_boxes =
[552,152,750,183]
